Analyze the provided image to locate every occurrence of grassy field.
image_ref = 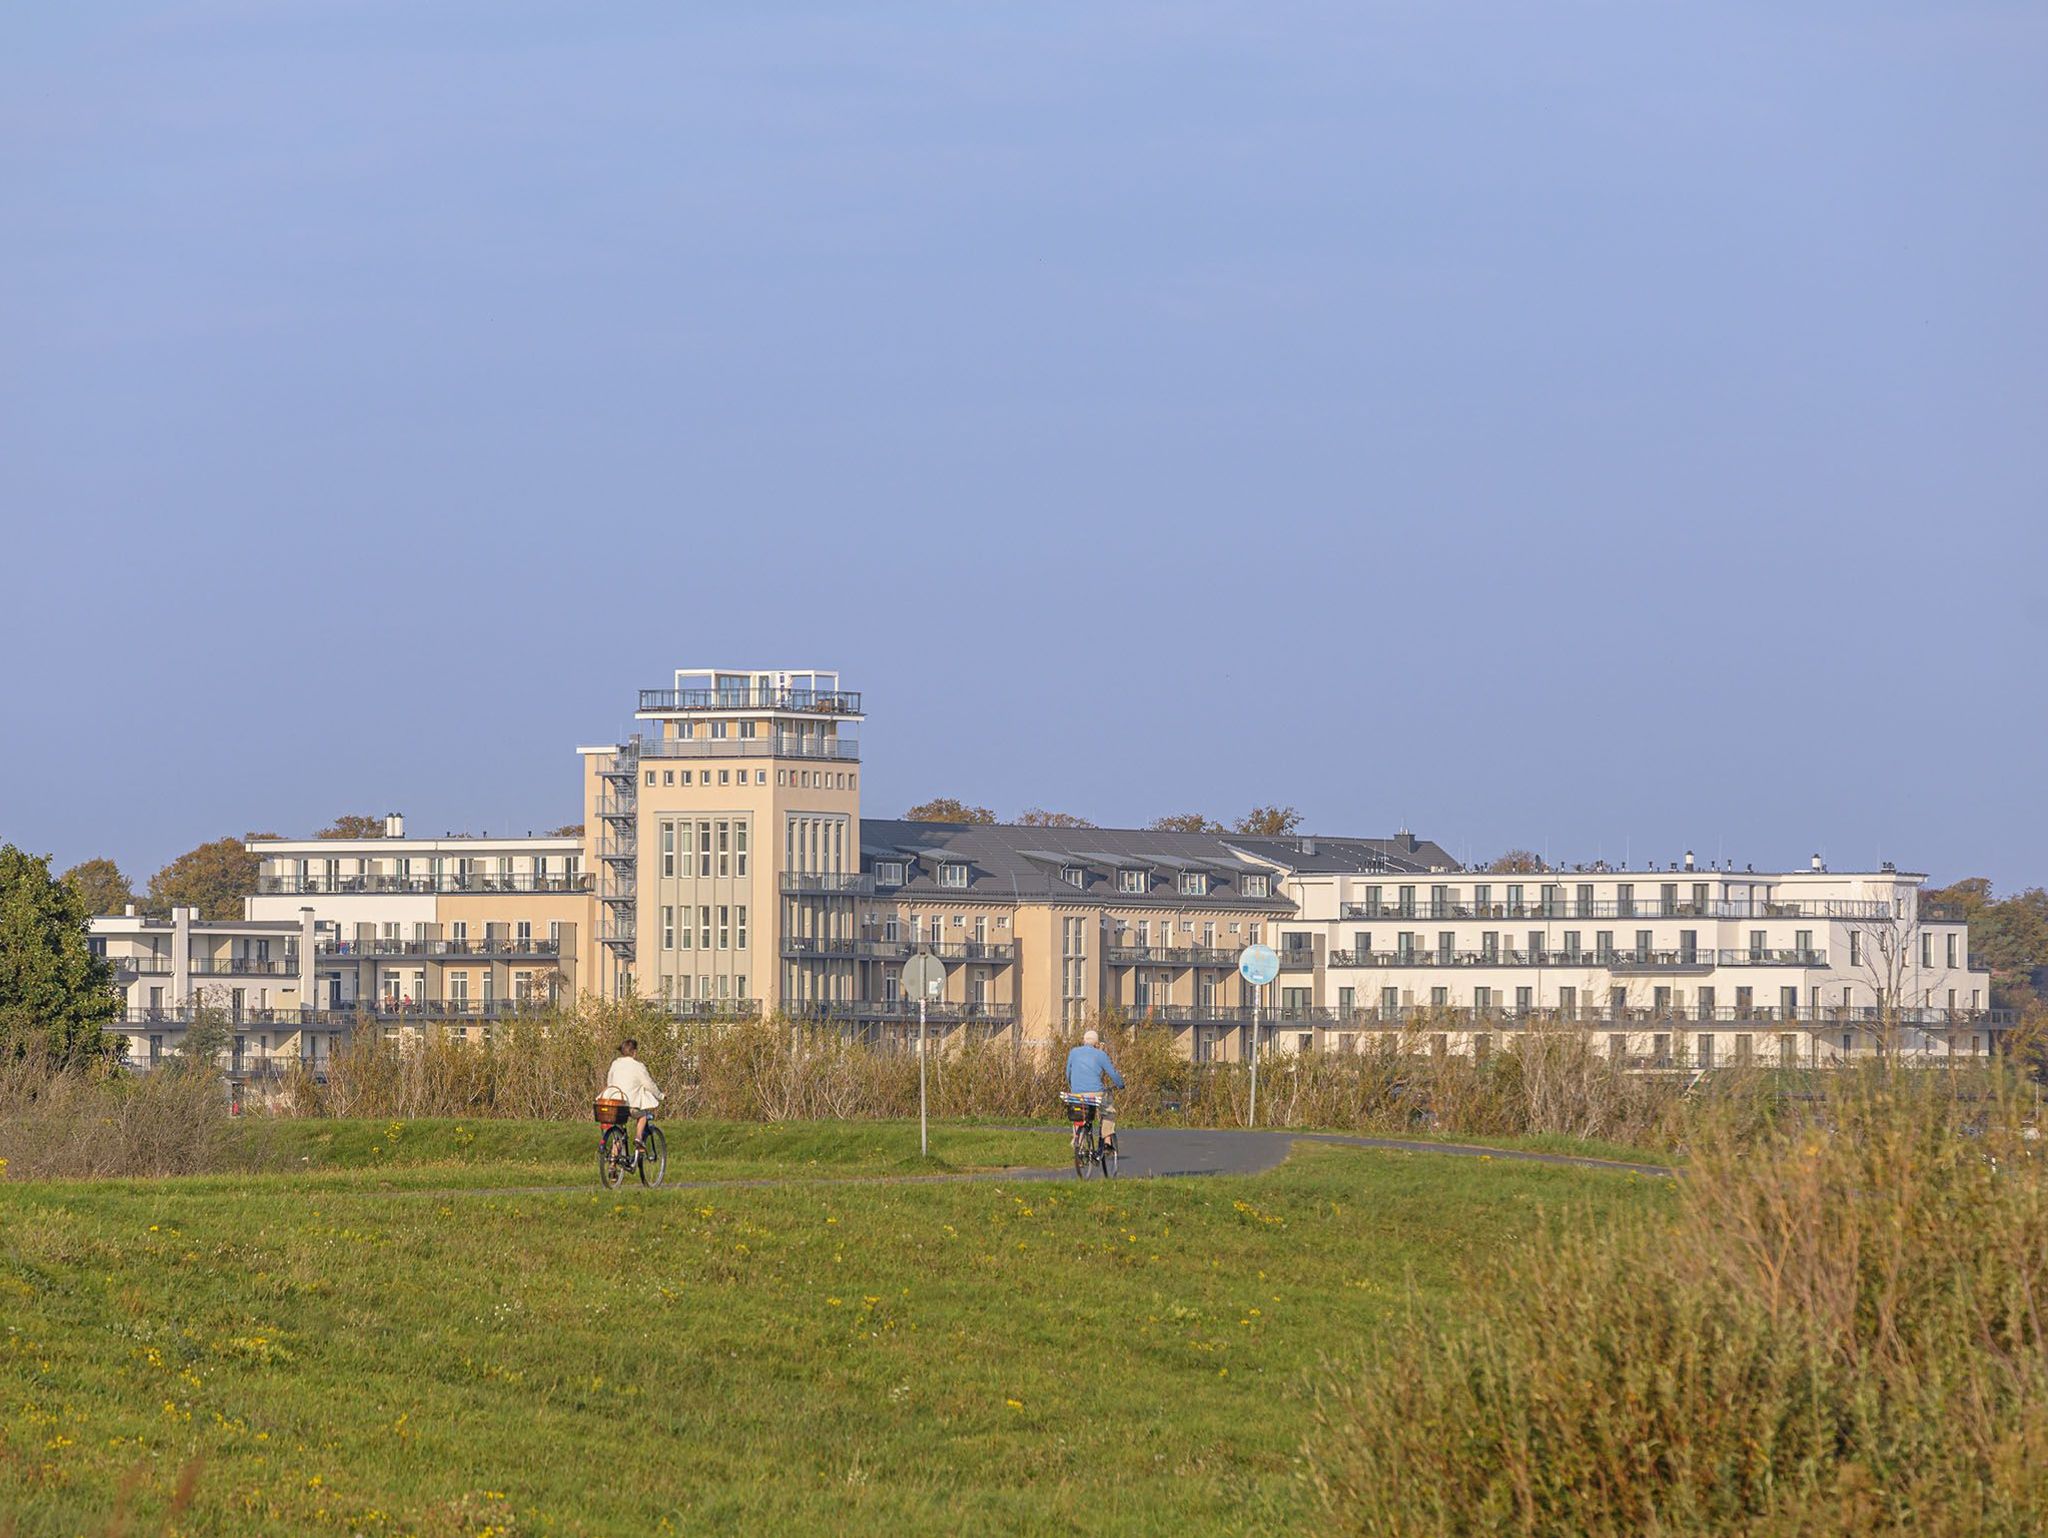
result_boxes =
[0,1123,1668,1536]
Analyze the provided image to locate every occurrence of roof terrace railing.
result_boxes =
[317,937,563,959]
[639,687,861,715]
[1327,947,1827,969]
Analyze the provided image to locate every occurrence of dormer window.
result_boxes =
[938,862,969,889]
[1061,866,1087,886]
[1243,875,1271,899]
[875,861,906,887]
[1117,869,1148,895]
[1179,872,1208,897]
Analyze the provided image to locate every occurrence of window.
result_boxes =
[1697,1033,1715,1067]
[1061,866,1086,886]
[699,906,711,950]
[876,861,906,887]
[1946,932,1957,967]
[661,822,676,878]
[736,906,748,949]
[1920,933,1932,967]
[939,863,969,889]
[718,769,730,786]
[644,770,655,787]
[1179,872,1207,896]
[661,907,675,950]
[716,822,730,877]
[698,822,712,876]
[663,769,674,786]
[1243,875,1270,899]
[1849,931,1861,966]
[717,907,730,949]
[735,823,748,877]
[1118,869,1147,894]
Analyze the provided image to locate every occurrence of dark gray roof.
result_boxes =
[855,821,1451,905]
[1222,834,1458,875]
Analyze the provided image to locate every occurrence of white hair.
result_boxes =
[1082,1029,1100,1045]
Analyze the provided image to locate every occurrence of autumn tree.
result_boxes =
[1150,813,1224,833]
[62,857,135,916]
[0,844,122,1067]
[547,824,585,838]
[316,814,387,839]
[1485,849,1548,873]
[1016,808,1097,828]
[145,836,267,920]
[1233,806,1302,837]
[902,798,998,825]
[1922,877,2048,1012]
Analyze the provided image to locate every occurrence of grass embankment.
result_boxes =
[0,1141,1662,1535]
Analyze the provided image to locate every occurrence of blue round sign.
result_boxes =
[1238,943,1280,986]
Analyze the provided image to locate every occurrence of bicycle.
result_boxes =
[1060,1092,1118,1179]
[594,1097,667,1188]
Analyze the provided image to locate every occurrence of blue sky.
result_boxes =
[2,2,2043,887]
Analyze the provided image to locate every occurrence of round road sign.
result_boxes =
[1238,943,1280,987]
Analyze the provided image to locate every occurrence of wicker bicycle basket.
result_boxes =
[593,1096,629,1127]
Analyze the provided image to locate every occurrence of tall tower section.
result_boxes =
[580,668,862,1013]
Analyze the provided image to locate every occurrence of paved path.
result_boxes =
[391,1126,1668,1199]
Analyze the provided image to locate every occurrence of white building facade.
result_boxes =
[1264,854,1999,1065]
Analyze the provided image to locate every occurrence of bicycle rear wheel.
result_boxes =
[1073,1125,1090,1179]
[638,1125,667,1188]
[600,1126,629,1189]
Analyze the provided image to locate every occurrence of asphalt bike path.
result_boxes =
[383,1126,1671,1200]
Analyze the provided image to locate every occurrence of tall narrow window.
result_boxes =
[661,822,676,878]
[735,823,749,877]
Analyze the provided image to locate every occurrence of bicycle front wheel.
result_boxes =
[638,1125,667,1188]
[1100,1141,1118,1179]
[600,1126,629,1189]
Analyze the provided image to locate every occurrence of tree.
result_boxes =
[0,844,123,1068]
[62,857,135,916]
[547,824,585,838]
[316,814,387,839]
[174,999,235,1071]
[1233,806,1302,837]
[1923,877,2048,1012]
[902,798,997,825]
[146,836,264,920]
[1016,808,1097,828]
[1150,813,1224,833]
[1485,849,1548,873]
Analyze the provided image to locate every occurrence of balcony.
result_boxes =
[1327,947,1826,970]
[636,734,859,763]
[839,939,1018,964]
[1278,949,1316,972]
[1279,1004,2017,1029]
[188,957,298,976]
[792,999,1017,1026]
[317,937,563,960]
[110,958,174,977]
[256,873,590,896]
[1106,946,1240,967]
[1338,898,1892,922]
[780,873,873,895]
[639,686,861,716]
[656,998,763,1021]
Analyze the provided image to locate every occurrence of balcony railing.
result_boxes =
[791,938,1020,963]
[1272,1005,2016,1029]
[256,874,590,896]
[188,958,298,976]
[636,734,859,763]
[655,999,763,1020]
[318,937,562,960]
[791,999,1017,1025]
[1339,898,1893,922]
[1327,947,1827,970]
[639,687,861,715]
[780,873,872,895]
[1278,949,1316,971]
[110,959,174,976]
[1106,945,1241,967]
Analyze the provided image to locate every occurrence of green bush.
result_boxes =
[1308,1065,2048,1537]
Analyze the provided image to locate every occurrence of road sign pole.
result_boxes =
[1249,985,1260,1127]
[1236,943,1279,1131]
[918,995,929,1158]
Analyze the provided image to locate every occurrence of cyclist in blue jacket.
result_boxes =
[1066,1029,1125,1151]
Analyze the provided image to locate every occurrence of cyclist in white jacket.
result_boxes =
[603,1039,664,1149]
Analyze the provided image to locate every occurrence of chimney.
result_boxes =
[384,812,405,838]
[1683,850,1695,871]
[124,903,137,917]
[1299,836,1316,856]
[1811,853,1824,872]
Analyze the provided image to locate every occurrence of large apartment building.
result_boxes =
[85,662,2009,1070]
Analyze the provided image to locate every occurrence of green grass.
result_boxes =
[0,1137,1668,1536]
[209,1117,1067,1192]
